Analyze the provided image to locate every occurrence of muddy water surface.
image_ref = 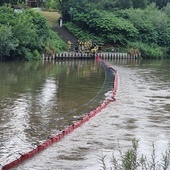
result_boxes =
[0,59,170,170]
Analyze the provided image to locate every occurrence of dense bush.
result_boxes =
[60,0,170,58]
[43,0,60,11]
[64,22,105,43]
[0,5,66,60]
[128,42,165,59]
[70,9,138,46]
[117,4,170,47]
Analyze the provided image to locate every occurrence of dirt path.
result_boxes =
[52,26,78,51]
[39,11,78,51]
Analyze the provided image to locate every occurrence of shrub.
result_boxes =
[0,5,66,60]
[128,42,165,59]
[99,139,170,170]
[64,22,105,44]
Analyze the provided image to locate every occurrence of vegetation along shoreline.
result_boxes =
[1,0,170,60]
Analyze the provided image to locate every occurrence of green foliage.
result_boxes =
[132,0,148,8]
[96,0,117,11]
[116,5,170,57]
[59,0,170,58]
[0,24,18,60]
[100,139,170,170]
[149,0,170,9]
[163,3,170,17]
[46,31,67,52]
[64,22,105,43]
[0,5,66,60]
[0,0,25,6]
[89,10,138,45]
[128,42,165,59]
[44,0,60,11]
[116,0,133,9]
[2,0,170,59]
[115,0,148,9]
[69,9,138,46]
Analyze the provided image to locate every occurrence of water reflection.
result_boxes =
[36,78,57,109]
[0,59,106,166]
[1,58,170,170]
[13,58,170,170]
[0,94,31,164]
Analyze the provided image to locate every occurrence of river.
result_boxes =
[0,58,170,170]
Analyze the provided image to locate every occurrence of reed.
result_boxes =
[99,139,170,170]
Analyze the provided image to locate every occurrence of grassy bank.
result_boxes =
[38,11,61,27]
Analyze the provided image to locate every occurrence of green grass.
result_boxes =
[38,11,61,27]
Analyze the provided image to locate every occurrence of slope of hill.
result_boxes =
[39,11,78,51]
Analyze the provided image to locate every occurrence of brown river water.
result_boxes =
[0,58,170,170]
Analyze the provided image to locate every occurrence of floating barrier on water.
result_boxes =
[1,55,118,170]
[42,52,140,60]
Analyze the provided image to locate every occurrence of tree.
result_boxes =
[132,0,148,8]
[117,4,170,49]
[44,0,60,10]
[0,5,66,60]
[149,0,170,8]
[163,2,170,16]
[116,0,133,9]
[0,25,18,59]
[0,0,25,5]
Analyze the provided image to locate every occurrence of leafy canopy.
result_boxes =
[0,5,66,60]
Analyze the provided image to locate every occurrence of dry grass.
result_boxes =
[38,11,61,27]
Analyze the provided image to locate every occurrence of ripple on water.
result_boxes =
[2,59,170,170]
